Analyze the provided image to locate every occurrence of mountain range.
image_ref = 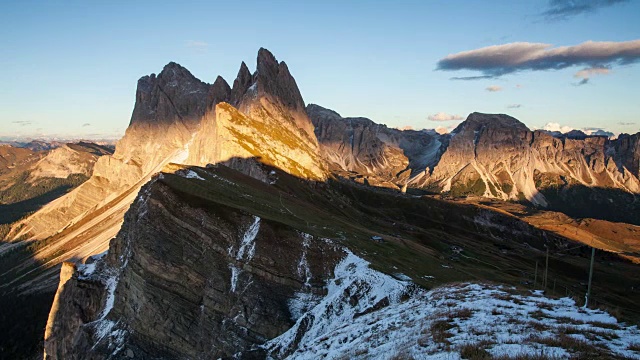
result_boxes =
[1,48,639,359]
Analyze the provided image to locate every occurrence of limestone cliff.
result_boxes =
[44,168,342,359]
[309,105,640,222]
[307,104,445,188]
[6,49,326,279]
[417,113,640,208]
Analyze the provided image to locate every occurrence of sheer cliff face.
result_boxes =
[421,113,640,206]
[309,105,640,207]
[44,170,343,359]
[186,48,326,180]
[307,104,446,186]
[9,48,325,243]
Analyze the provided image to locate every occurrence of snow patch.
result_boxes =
[297,232,312,287]
[264,252,640,359]
[229,265,240,293]
[228,216,261,293]
[236,216,260,261]
[183,169,205,181]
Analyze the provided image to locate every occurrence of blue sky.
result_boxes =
[1,0,639,139]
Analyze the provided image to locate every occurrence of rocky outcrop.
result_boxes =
[307,104,446,187]
[28,143,112,182]
[130,62,210,127]
[8,48,326,245]
[417,113,640,207]
[312,106,640,206]
[614,132,640,179]
[44,170,343,359]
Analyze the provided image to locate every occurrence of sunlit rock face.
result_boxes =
[307,104,447,188]
[418,112,640,206]
[9,48,326,245]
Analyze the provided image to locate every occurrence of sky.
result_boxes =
[1,0,639,140]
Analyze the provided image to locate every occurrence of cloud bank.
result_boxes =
[542,122,615,137]
[541,0,629,21]
[437,40,640,80]
[428,112,464,121]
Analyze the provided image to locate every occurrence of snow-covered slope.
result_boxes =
[266,251,640,359]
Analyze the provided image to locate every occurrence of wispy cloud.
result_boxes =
[82,123,91,127]
[507,104,522,109]
[428,112,464,121]
[12,120,33,126]
[573,65,611,85]
[185,40,209,53]
[541,0,629,21]
[436,40,640,82]
[618,122,636,125]
[450,75,496,81]
[574,66,611,79]
[573,78,590,86]
[486,85,503,92]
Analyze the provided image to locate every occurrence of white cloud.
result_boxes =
[396,125,414,131]
[543,122,574,133]
[542,122,616,138]
[435,126,455,134]
[437,40,640,82]
[428,112,464,121]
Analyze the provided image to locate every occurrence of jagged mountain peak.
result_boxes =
[208,76,231,109]
[254,48,305,111]
[231,61,253,106]
[130,62,211,126]
[257,47,278,69]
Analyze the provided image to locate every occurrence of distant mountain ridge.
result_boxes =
[309,104,640,223]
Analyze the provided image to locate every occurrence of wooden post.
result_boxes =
[544,247,549,290]
[586,247,596,308]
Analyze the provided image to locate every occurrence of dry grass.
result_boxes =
[450,307,474,320]
[459,342,492,359]
[527,320,547,332]
[529,310,547,320]
[588,320,620,330]
[430,320,456,345]
[390,349,415,360]
[492,353,561,360]
[529,334,611,357]
[554,316,584,326]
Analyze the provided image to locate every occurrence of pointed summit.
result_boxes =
[253,48,306,111]
[208,76,231,109]
[130,61,210,126]
[231,61,253,106]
